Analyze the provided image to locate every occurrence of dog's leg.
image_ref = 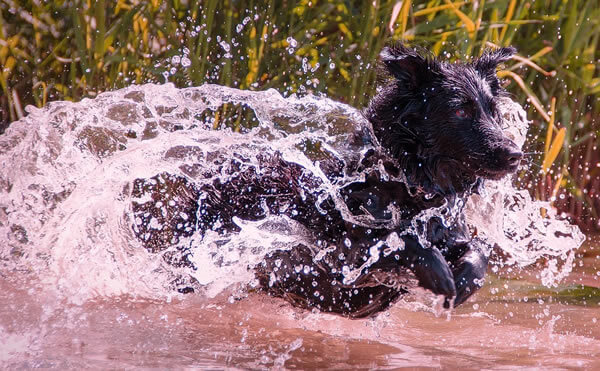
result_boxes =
[257,232,461,316]
[427,216,490,307]
[449,239,490,307]
[374,235,457,301]
[255,244,404,318]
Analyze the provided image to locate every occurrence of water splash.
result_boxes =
[0,83,584,304]
[464,99,585,286]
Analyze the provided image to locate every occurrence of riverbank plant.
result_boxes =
[0,0,598,229]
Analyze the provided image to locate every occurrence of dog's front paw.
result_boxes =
[452,254,488,307]
[412,247,456,301]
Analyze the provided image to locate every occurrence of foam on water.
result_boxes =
[0,83,585,304]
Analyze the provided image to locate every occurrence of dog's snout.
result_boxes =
[495,145,522,169]
[505,150,523,166]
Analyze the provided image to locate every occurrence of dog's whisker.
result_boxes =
[523,161,544,170]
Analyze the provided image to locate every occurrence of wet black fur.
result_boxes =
[134,44,522,318]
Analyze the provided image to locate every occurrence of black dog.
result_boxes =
[132,44,522,318]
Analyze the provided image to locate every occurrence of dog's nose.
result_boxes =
[494,145,522,169]
[505,150,523,167]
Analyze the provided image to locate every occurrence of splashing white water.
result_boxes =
[0,83,584,304]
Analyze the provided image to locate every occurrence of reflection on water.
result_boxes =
[2,237,599,368]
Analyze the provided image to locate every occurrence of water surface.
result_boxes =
[2,241,599,369]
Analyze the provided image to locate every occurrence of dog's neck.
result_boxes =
[398,152,479,197]
[360,143,479,199]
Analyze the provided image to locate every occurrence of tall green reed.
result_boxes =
[0,0,598,228]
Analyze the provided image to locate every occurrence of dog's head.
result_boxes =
[367,44,522,188]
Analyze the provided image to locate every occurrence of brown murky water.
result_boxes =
[2,236,599,369]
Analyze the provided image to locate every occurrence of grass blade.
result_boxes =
[543,127,566,174]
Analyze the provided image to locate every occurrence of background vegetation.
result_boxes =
[0,0,599,230]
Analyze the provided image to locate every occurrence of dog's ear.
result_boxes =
[380,44,439,89]
[474,47,516,94]
[474,47,516,72]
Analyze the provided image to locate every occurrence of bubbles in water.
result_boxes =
[219,40,232,59]
[286,37,298,48]
[286,37,298,55]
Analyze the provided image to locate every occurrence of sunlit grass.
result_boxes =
[0,0,598,228]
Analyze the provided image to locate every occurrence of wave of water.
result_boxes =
[0,83,585,305]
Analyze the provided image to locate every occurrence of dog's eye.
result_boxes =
[455,108,470,118]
